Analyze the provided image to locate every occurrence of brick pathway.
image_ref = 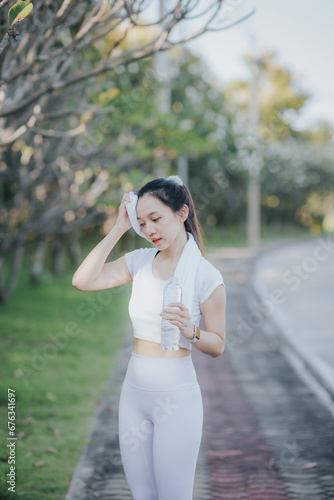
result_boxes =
[66,240,334,500]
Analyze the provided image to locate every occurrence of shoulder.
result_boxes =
[196,255,225,304]
[124,247,155,278]
[197,255,224,280]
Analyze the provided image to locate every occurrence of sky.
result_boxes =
[184,0,334,130]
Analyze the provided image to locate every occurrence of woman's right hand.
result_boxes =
[115,193,132,233]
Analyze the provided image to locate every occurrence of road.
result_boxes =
[252,235,334,396]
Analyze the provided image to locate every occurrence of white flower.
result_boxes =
[166,175,183,186]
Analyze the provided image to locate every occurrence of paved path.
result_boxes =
[198,238,334,499]
[252,236,334,396]
[65,236,334,500]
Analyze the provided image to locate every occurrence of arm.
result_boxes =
[192,284,226,358]
[162,283,226,358]
[72,193,133,291]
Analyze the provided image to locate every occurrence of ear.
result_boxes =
[178,204,189,222]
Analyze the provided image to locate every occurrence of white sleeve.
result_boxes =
[124,248,151,278]
[197,258,225,305]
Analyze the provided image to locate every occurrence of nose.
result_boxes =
[145,221,156,236]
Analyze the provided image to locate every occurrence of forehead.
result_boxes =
[136,195,167,219]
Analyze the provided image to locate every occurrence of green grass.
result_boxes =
[203,223,314,252]
[0,255,131,500]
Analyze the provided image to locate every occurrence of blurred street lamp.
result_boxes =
[177,155,189,186]
[245,35,261,247]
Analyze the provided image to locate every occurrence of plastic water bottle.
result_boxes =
[161,277,182,351]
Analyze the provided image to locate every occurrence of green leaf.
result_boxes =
[98,88,120,105]
[8,1,33,28]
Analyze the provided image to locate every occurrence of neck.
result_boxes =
[161,231,188,263]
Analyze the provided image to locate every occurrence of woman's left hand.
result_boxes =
[160,302,193,340]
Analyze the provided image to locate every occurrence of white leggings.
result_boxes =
[118,352,203,500]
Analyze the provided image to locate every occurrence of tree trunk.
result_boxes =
[67,230,81,269]
[51,235,64,276]
[0,238,25,305]
[30,237,47,285]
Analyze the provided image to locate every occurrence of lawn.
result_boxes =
[203,222,312,251]
[0,244,132,500]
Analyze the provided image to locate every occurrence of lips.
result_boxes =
[152,238,162,244]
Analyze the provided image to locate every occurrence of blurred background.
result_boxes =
[1,1,333,498]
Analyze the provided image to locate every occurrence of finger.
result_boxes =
[167,302,183,308]
[162,314,186,327]
[162,313,178,320]
[163,307,189,320]
[162,316,185,327]
[166,303,190,317]
[166,318,183,327]
[162,311,184,321]
[165,303,187,315]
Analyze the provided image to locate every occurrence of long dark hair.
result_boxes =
[137,178,205,255]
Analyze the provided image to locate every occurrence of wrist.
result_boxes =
[111,224,127,237]
[187,324,201,343]
[186,323,195,340]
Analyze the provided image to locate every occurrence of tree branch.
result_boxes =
[124,0,171,27]
[182,0,221,21]
[0,37,169,118]
[74,0,109,41]
[0,33,9,56]
[0,0,10,10]
[30,124,86,138]
[36,103,116,121]
[206,8,256,31]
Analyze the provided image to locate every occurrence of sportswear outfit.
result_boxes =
[118,240,225,499]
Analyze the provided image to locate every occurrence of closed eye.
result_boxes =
[139,217,160,227]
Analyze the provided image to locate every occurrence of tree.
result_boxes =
[0,0,255,303]
[225,50,334,232]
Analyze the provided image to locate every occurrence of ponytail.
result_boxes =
[182,184,205,255]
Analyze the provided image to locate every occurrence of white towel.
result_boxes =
[173,231,201,320]
[126,191,151,242]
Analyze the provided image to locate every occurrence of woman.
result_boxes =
[72,175,226,499]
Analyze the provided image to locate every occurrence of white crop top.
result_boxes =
[124,247,225,351]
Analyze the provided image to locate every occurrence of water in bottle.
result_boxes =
[161,277,182,351]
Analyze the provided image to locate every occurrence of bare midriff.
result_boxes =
[133,338,190,357]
